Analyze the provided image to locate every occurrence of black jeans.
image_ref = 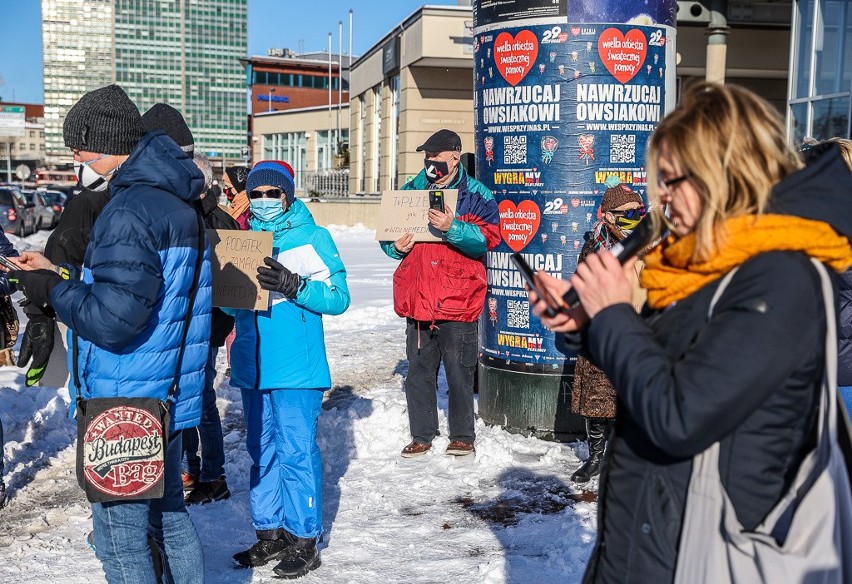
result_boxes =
[404,319,477,444]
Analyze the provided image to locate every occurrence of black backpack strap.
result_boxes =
[168,209,205,401]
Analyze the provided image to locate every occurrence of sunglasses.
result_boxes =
[611,206,646,220]
[248,188,284,199]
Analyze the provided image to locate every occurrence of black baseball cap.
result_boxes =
[416,129,462,153]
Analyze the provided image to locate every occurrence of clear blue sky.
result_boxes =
[0,0,461,104]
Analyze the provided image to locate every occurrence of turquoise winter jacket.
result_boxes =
[228,199,350,390]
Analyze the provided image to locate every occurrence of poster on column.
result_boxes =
[474,7,676,372]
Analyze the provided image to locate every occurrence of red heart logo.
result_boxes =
[498,200,541,252]
[571,26,580,36]
[571,198,580,208]
[494,30,538,87]
[598,28,647,84]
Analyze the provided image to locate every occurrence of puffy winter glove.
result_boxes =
[256,257,303,299]
[16,308,54,387]
[10,269,62,311]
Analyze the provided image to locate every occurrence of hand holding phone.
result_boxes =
[510,253,565,318]
[428,190,445,212]
[0,256,20,271]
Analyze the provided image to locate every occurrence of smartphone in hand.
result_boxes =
[0,256,20,271]
[510,253,564,318]
[428,190,445,212]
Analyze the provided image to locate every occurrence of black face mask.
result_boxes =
[200,191,219,216]
[424,158,450,183]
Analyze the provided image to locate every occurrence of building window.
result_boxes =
[262,132,307,190]
[788,0,852,141]
[373,84,382,192]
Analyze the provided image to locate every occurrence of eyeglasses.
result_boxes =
[248,188,283,199]
[657,174,690,194]
[611,206,646,220]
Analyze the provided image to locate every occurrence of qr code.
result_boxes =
[610,134,636,164]
[507,299,530,329]
[503,135,527,165]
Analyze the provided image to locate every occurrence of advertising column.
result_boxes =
[474,0,677,439]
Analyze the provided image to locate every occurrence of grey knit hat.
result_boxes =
[63,85,146,155]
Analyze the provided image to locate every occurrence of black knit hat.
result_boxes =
[63,85,146,155]
[141,103,194,155]
[225,165,250,193]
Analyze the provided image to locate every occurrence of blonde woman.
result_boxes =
[531,83,852,582]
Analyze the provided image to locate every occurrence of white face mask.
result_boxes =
[74,154,117,192]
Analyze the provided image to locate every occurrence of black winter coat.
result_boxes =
[44,187,111,267]
[579,144,852,583]
[582,252,825,583]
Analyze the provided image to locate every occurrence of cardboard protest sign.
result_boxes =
[207,229,273,311]
[375,189,459,242]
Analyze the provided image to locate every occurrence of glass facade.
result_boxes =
[42,0,248,165]
[263,132,306,189]
[789,0,852,142]
[42,0,115,165]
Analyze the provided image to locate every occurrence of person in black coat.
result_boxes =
[530,83,852,583]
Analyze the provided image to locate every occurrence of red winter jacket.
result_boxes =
[380,168,500,322]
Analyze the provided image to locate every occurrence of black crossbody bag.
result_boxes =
[74,211,204,503]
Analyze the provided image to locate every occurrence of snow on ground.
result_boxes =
[0,225,597,583]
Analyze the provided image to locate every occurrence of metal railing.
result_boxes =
[299,169,350,199]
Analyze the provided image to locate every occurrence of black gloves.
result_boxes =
[17,307,54,387]
[11,269,63,311]
[256,257,303,299]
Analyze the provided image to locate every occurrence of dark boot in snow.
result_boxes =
[233,528,294,568]
[272,537,320,579]
[572,417,611,483]
[0,481,6,509]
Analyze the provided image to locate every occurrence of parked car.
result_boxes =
[31,189,66,229]
[22,190,57,231]
[36,189,68,227]
[0,185,38,237]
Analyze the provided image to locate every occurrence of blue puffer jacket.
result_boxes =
[51,131,212,431]
[229,199,349,390]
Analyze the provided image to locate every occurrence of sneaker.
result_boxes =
[400,441,432,458]
[181,471,199,492]
[272,540,321,579]
[185,478,231,505]
[233,537,293,568]
[0,482,7,509]
[446,441,475,456]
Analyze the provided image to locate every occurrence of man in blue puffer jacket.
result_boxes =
[227,161,349,580]
[13,85,211,584]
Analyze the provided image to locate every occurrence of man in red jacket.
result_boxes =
[380,129,500,458]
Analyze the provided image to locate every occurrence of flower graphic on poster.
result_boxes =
[484,136,495,166]
[578,134,595,165]
[541,136,558,165]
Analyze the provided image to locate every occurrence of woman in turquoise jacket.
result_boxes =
[228,161,350,579]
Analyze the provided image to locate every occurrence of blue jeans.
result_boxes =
[183,348,225,482]
[92,432,204,584]
[241,388,323,540]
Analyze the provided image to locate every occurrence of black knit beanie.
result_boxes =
[63,85,146,155]
[141,103,194,155]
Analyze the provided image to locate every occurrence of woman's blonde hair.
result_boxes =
[647,82,803,262]
[827,138,852,171]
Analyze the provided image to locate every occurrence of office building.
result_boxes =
[42,0,248,167]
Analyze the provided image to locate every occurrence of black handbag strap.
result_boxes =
[73,209,205,401]
[168,209,205,400]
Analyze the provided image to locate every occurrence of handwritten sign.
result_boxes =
[207,229,273,311]
[375,189,459,242]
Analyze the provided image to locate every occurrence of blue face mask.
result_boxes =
[250,198,285,222]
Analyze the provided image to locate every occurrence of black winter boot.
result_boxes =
[233,528,295,568]
[272,536,321,579]
[571,417,611,483]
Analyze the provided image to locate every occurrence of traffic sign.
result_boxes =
[0,106,25,138]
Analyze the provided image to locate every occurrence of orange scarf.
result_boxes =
[641,214,852,309]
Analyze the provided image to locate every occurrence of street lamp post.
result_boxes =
[268,88,275,113]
